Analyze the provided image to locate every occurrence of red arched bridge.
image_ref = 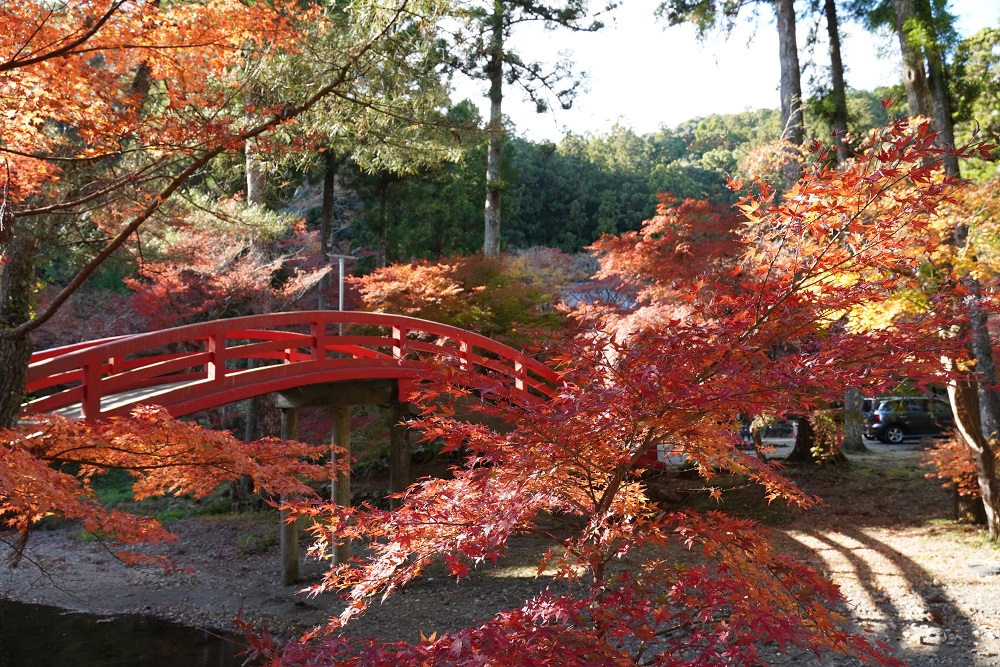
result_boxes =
[21,311,561,422]
[21,310,666,582]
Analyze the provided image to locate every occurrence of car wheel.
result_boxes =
[884,426,906,444]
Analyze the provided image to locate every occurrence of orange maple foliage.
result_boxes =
[0,406,329,565]
[350,260,468,319]
[125,223,327,330]
[349,253,577,344]
[922,437,990,499]
[1,1,306,204]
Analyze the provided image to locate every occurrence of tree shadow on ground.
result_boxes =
[765,449,996,666]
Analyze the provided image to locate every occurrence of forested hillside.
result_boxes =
[255,87,909,262]
[41,87,912,299]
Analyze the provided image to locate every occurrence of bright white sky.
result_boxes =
[452,0,1000,142]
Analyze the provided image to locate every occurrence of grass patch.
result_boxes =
[90,468,232,522]
[236,530,279,555]
[719,501,797,525]
[145,495,232,523]
[684,477,798,526]
[91,468,136,505]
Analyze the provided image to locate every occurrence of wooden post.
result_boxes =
[331,405,351,566]
[311,320,327,366]
[279,407,300,586]
[81,362,102,422]
[207,331,225,381]
[389,401,411,510]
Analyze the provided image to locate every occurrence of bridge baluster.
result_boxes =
[392,326,407,360]
[458,339,469,371]
[207,331,226,381]
[311,321,327,366]
[514,359,526,392]
[81,362,102,421]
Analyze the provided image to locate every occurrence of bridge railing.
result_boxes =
[23,311,561,421]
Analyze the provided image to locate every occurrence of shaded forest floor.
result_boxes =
[1,443,999,666]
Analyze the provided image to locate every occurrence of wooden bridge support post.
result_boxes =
[279,407,300,586]
[389,401,412,510]
[331,405,351,566]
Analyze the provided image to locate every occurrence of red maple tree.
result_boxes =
[239,120,986,666]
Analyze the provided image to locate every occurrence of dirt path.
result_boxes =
[1,445,999,665]
[769,447,1000,666]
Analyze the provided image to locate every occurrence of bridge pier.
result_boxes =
[275,380,414,584]
[389,401,412,510]
[279,407,301,586]
[330,405,351,566]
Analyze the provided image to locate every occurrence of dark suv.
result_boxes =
[864,396,953,444]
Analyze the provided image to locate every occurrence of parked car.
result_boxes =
[864,396,954,443]
[861,397,882,424]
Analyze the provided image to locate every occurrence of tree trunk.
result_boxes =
[244,139,280,441]
[245,140,266,207]
[749,418,767,462]
[893,0,933,118]
[483,0,504,257]
[824,0,850,165]
[786,413,848,464]
[0,232,39,428]
[377,173,392,268]
[921,20,959,177]
[841,388,868,453]
[954,486,988,524]
[318,151,338,310]
[785,416,816,463]
[949,290,1000,541]
[926,54,959,176]
[775,0,803,187]
[895,0,998,538]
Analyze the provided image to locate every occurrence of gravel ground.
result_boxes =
[0,441,998,666]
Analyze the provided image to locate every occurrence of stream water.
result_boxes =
[0,599,245,666]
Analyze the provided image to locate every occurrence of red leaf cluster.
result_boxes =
[922,436,991,498]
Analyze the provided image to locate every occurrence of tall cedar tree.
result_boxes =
[861,0,1000,537]
[443,0,613,256]
[657,0,805,184]
[817,0,851,164]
